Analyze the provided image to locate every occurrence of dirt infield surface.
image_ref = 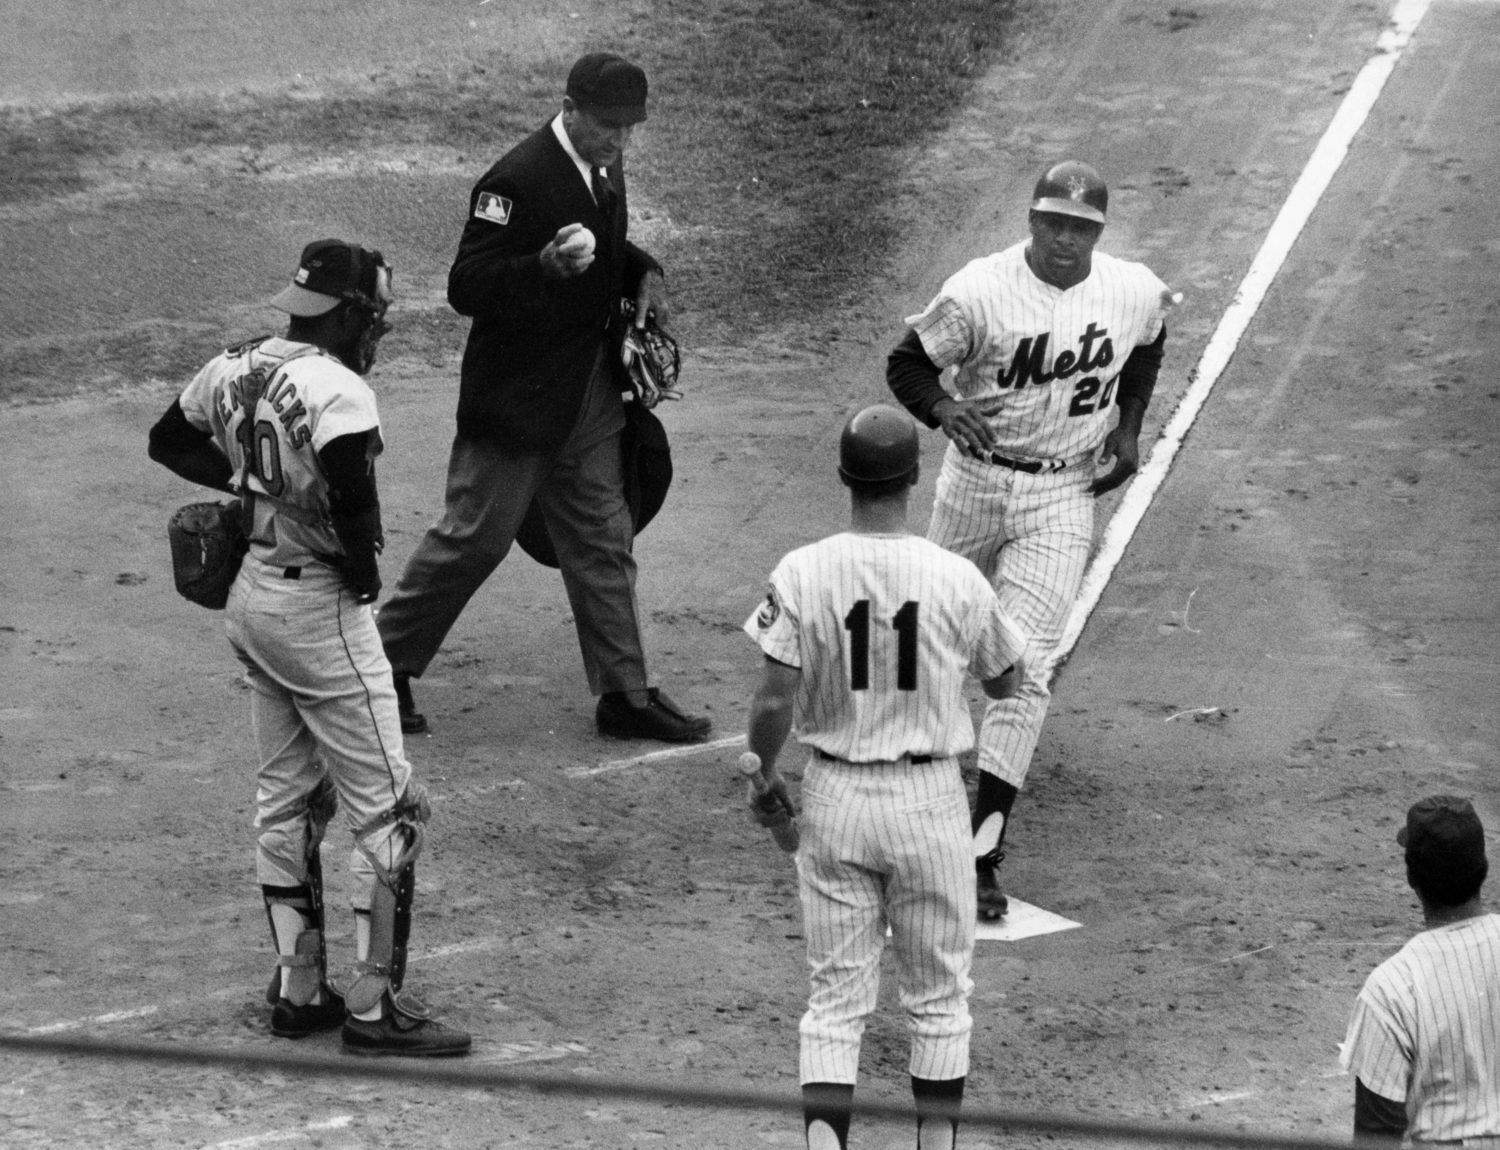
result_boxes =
[3,2,1498,1148]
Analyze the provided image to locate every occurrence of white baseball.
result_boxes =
[559,226,595,258]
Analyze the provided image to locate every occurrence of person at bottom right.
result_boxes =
[1340,794,1500,1143]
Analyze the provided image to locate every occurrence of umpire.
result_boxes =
[378,51,711,744]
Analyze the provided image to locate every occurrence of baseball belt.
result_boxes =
[816,749,935,765]
[984,451,1066,474]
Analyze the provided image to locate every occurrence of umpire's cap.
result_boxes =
[566,52,648,125]
[1031,160,1108,224]
[838,405,919,485]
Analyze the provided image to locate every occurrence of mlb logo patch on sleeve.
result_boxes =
[475,192,512,225]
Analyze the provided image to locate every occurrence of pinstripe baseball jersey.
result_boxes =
[1340,913,1500,1140]
[743,531,1026,761]
[906,242,1171,465]
[179,336,383,568]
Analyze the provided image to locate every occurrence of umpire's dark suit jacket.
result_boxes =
[447,119,661,453]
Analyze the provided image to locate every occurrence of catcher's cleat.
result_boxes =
[596,688,711,743]
[341,992,471,1058]
[976,848,1009,922]
[394,673,428,735]
[271,988,346,1038]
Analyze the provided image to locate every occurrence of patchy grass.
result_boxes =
[625,0,1018,329]
[0,0,1022,400]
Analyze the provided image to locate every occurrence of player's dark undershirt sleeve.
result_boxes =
[147,400,235,492]
[1115,325,1166,409]
[320,431,382,597]
[1352,1078,1407,1141]
[886,329,952,428]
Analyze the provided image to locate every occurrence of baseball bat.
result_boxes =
[738,752,800,853]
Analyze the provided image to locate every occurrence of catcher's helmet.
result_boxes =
[1030,160,1108,224]
[838,404,919,484]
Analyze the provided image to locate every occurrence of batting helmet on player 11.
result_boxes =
[1031,160,1108,224]
[838,404,919,484]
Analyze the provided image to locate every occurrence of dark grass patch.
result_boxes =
[622,0,1018,314]
[0,0,1022,397]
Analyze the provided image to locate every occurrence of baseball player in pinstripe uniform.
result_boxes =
[1341,795,1500,1143]
[148,241,470,1056]
[743,406,1027,1150]
[886,160,1177,919]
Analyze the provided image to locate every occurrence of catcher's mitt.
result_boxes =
[168,499,248,610]
[619,300,682,409]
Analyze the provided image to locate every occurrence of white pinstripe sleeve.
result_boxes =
[1341,976,1414,1101]
[967,579,1028,682]
[744,566,802,668]
[907,286,978,371]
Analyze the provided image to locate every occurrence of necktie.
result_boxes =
[591,168,616,217]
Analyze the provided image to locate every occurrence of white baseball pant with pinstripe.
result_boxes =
[798,754,977,1084]
[927,448,1094,788]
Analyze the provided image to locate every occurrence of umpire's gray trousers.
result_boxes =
[377,352,647,696]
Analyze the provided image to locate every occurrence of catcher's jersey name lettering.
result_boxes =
[999,324,1113,390]
[215,371,313,449]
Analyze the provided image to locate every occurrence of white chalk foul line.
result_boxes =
[26,1005,159,1035]
[567,732,747,777]
[204,1116,353,1149]
[1051,0,1433,675]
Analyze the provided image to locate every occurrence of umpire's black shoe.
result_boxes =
[342,993,471,1058]
[976,849,1009,921]
[596,688,711,743]
[271,989,347,1038]
[394,672,428,735]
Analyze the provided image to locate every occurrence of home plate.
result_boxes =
[976,898,1080,942]
[880,897,1079,942]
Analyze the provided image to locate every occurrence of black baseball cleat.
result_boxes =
[596,688,711,743]
[393,672,428,735]
[342,992,472,1058]
[271,989,347,1038]
[976,848,1009,922]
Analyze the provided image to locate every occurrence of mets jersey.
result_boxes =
[906,242,1171,465]
[744,531,1026,761]
[178,336,383,569]
[1340,913,1500,1141]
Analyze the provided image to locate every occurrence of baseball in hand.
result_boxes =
[557,224,596,259]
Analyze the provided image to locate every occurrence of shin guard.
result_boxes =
[261,777,338,1004]
[345,786,428,1017]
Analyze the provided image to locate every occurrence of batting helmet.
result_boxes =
[1030,160,1108,224]
[838,405,919,484]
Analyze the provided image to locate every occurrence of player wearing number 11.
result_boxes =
[743,405,1027,1150]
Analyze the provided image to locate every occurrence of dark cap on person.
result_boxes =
[566,52,648,125]
[1398,795,1487,877]
[271,239,380,317]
